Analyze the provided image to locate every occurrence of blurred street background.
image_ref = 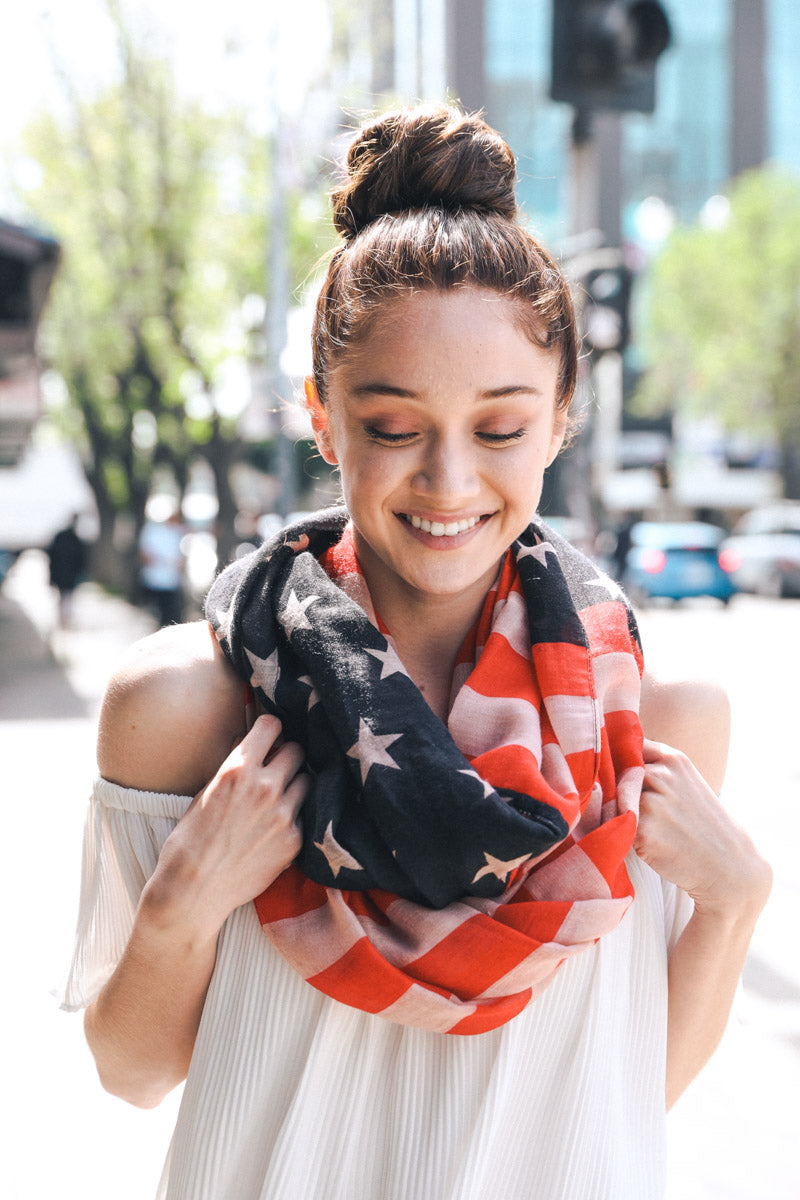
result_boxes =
[2,1,800,1197]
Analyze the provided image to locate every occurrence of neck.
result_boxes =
[360,570,493,722]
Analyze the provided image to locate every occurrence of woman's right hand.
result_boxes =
[142,713,310,940]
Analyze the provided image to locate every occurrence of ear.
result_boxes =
[304,377,338,465]
[546,410,568,467]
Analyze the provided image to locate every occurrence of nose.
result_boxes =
[410,433,481,504]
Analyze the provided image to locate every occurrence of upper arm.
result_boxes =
[97,622,248,796]
[640,668,731,793]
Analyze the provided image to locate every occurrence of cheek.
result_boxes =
[337,450,381,506]
[502,439,555,481]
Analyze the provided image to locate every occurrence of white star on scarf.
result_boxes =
[245,646,280,702]
[280,590,320,638]
[314,821,364,878]
[366,643,408,680]
[297,674,320,710]
[347,718,402,785]
[516,541,555,568]
[214,604,234,643]
[471,851,532,884]
[458,768,495,799]
[585,572,625,600]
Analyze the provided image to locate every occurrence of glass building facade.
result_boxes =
[483,0,800,248]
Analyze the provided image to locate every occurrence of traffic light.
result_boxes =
[569,250,633,354]
[550,0,672,114]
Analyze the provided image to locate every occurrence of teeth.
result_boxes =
[407,514,480,537]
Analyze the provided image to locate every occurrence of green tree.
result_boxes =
[18,4,332,592]
[635,167,800,497]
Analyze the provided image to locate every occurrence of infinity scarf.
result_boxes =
[206,507,644,1034]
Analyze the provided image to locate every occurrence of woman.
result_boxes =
[63,106,770,1199]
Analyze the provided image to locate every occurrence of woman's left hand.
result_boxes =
[634,738,772,919]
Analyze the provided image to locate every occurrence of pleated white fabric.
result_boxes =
[61,779,693,1200]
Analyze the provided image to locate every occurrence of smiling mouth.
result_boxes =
[399,513,487,537]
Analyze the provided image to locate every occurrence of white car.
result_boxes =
[720,502,800,598]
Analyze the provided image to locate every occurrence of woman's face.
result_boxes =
[311,286,566,613]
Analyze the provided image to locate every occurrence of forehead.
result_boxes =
[331,286,556,381]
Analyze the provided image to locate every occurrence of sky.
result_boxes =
[0,1,332,147]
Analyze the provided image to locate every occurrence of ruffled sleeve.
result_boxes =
[59,777,191,1011]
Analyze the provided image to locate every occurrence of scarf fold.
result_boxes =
[206,507,644,1034]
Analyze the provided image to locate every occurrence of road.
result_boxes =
[636,597,800,1200]
[2,551,798,1199]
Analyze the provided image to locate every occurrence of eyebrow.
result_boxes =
[350,383,418,399]
[348,382,544,400]
[479,384,545,398]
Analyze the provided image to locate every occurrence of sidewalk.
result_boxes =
[0,548,156,719]
[1,552,181,1200]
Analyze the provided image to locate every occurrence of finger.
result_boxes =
[238,712,283,763]
[263,740,306,787]
[283,771,311,820]
[641,765,671,799]
[642,737,669,762]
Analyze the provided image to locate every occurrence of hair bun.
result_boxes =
[331,105,518,241]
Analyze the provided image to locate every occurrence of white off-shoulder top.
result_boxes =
[62,778,692,1200]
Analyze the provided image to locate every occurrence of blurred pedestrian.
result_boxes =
[612,516,635,582]
[46,514,87,628]
[61,106,771,1199]
[233,507,263,559]
[138,508,186,626]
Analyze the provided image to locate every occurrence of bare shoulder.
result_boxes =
[97,621,248,796]
[640,667,731,792]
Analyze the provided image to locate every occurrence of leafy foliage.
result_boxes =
[18,3,334,581]
[635,167,800,492]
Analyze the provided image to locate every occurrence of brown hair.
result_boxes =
[312,105,578,414]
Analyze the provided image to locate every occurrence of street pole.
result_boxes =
[420,0,447,102]
[568,109,624,527]
[590,350,623,506]
[394,0,420,100]
[264,17,296,521]
[730,0,766,177]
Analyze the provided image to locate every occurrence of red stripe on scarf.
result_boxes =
[448,990,534,1034]
[308,938,435,1011]
[406,912,546,997]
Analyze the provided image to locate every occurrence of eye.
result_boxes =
[364,425,417,444]
[476,428,527,444]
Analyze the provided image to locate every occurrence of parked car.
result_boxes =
[0,548,18,588]
[719,502,800,598]
[622,521,738,605]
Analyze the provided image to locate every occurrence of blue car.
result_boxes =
[622,521,738,605]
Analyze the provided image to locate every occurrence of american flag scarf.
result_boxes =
[206,507,644,1034]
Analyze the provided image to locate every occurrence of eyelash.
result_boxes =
[365,426,527,445]
[478,429,526,443]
